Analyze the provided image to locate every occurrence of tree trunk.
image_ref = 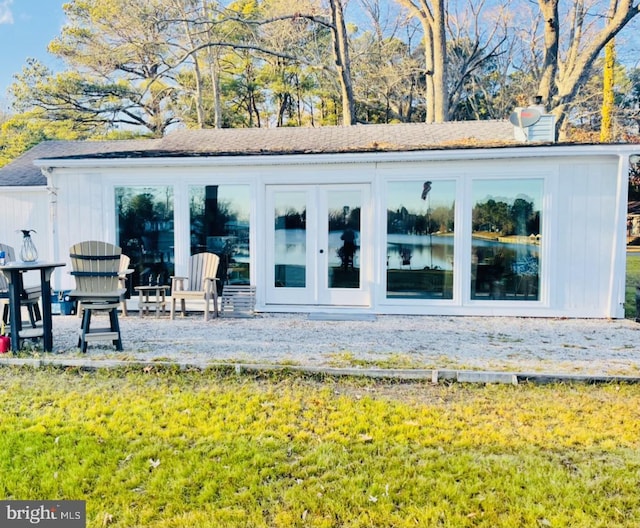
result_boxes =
[181,15,206,129]
[329,0,356,125]
[600,39,615,143]
[431,0,447,122]
[202,2,222,128]
[424,24,435,123]
[396,0,448,123]
[537,0,559,109]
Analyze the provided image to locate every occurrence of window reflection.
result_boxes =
[189,185,250,286]
[328,191,361,289]
[273,192,306,288]
[471,179,542,300]
[116,186,174,291]
[386,181,455,299]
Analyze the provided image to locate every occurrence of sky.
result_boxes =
[0,0,638,115]
[0,0,66,111]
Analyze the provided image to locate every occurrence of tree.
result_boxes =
[11,0,183,137]
[619,67,640,135]
[535,0,640,138]
[328,0,356,124]
[445,0,511,121]
[394,0,447,123]
[351,0,422,123]
[600,39,616,142]
[255,0,359,125]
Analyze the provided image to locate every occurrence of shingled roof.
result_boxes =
[0,121,517,186]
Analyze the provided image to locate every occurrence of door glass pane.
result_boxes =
[328,190,361,289]
[116,186,174,291]
[189,185,250,286]
[471,179,542,300]
[386,181,455,299]
[274,192,306,288]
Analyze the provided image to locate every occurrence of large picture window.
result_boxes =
[189,185,250,285]
[386,180,455,299]
[116,186,175,291]
[471,179,542,301]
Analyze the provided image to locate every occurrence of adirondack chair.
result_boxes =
[77,253,133,317]
[69,241,125,352]
[118,254,133,316]
[0,243,42,327]
[170,252,220,321]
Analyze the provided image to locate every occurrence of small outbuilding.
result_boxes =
[0,121,636,318]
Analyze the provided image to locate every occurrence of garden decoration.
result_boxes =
[19,229,38,262]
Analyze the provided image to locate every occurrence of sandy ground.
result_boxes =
[16,311,639,377]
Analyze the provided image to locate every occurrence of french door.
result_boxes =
[265,184,371,306]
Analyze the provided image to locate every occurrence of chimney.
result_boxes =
[511,96,556,143]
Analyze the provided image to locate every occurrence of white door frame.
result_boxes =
[265,183,372,307]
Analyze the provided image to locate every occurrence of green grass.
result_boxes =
[626,253,640,318]
[2,366,640,527]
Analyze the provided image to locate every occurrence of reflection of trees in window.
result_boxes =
[387,203,454,234]
[470,183,542,301]
[190,191,237,251]
[472,196,539,235]
[275,208,306,229]
[189,185,251,285]
[386,181,455,300]
[116,187,174,288]
[328,207,360,231]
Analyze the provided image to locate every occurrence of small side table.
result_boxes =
[135,285,168,317]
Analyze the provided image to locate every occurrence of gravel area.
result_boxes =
[24,312,640,377]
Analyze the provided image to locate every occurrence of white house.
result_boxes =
[0,121,637,318]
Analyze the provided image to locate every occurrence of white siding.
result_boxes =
[51,171,117,291]
[0,187,51,289]
[553,158,618,317]
[41,147,632,318]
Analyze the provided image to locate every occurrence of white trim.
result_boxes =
[33,144,640,171]
[30,145,637,318]
[0,185,48,192]
[610,154,631,318]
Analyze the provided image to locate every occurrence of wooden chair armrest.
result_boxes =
[204,277,219,294]
[170,276,187,291]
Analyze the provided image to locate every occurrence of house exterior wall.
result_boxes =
[0,187,51,288]
[40,146,632,318]
[552,159,621,317]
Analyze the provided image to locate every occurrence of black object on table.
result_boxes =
[0,261,66,352]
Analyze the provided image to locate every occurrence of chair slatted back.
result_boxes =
[0,244,16,292]
[70,241,122,295]
[188,252,220,292]
[119,254,131,275]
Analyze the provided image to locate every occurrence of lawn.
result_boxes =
[1,367,640,527]
[626,253,640,318]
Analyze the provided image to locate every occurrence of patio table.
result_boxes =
[0,261,66,352]
[135,285,169,317]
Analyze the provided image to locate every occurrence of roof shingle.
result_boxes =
[0,121,517,186]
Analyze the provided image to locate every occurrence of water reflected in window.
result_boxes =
[273,192,306,288]
[386,181,455,299]
[328,190,361,289]
[471,179,542,301]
